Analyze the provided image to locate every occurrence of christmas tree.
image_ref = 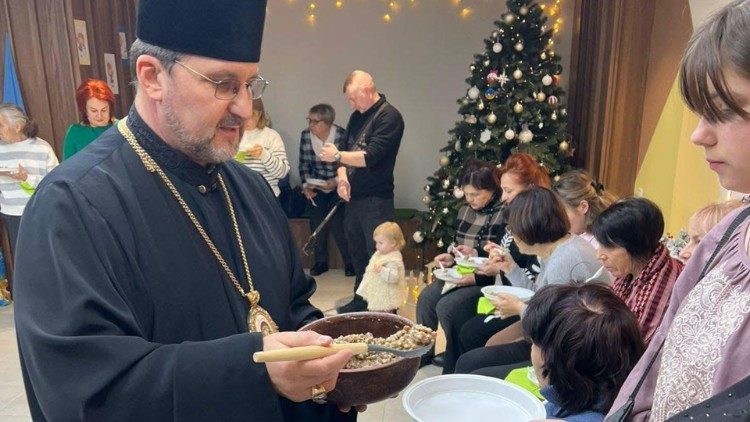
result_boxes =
[414,0,573,250]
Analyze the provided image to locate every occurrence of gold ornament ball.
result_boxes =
[504,129,516,140]
[518,129,534,143]
[483,58,491,67]
[439,155,450,167]
[559,140,570,152]
[540,52,547,60]
[492,43,503,53]
[542,74,553,86]
[514,42,524,52]
[487,112,497,124]
[513,102,524,113]
[504,13,516,24]
[422,195,431,205]
[513,68,523,80]
[536,92,546,102]
[519,5,529,15]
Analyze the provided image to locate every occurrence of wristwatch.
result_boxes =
[333,152,341,162]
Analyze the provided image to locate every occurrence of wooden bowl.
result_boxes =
[298,312,422,407]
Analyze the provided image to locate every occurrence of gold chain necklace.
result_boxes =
[117,118,278,336]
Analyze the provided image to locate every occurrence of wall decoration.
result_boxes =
[103,53,119,94]
[74,20,91,65]
[118,31,128,60]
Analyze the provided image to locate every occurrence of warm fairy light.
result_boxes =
[287,1,559,24]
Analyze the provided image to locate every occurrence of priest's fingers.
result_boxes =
[264,330,332,349]
[265,350,352,402]
[338,405,367,413]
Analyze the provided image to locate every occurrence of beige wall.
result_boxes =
[260,1,573,209]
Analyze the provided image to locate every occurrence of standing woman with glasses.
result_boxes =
[237,98,289,197]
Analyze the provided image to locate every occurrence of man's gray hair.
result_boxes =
[129,39,185,84]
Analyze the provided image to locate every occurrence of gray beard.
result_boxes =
[162,101,244,164]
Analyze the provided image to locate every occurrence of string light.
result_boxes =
[288,1,564,24]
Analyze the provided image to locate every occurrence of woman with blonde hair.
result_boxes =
[679,199,744,262]
[553,170,617,249]
[237,98,290,197]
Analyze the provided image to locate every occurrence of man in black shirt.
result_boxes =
[320,70,404,313]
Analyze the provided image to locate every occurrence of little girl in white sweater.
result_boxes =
[355,222,406,313]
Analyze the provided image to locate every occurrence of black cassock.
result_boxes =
[14,109,356,421]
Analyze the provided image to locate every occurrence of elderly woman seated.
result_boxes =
[593,197,684,345]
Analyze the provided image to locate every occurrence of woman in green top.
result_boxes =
[63,79,116,159]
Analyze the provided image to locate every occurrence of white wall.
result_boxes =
[260,1,573,209]
[689,0,732,27]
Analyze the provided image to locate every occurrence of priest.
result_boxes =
[13,1,358,420]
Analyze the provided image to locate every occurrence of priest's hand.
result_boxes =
[262,331,354,403]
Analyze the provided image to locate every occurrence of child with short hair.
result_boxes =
[355,222,407,313]
[523,283,644,421]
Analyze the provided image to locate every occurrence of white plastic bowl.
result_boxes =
[481,285,535,302]
[455,256,489,268]
[402,374,546,422]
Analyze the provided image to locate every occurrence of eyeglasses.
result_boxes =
[174,60,269,100]
[306,117,324,125]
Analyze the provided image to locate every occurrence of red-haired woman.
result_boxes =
[63,79,116,160]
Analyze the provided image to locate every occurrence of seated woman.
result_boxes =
[238,98,290,197]
[678,199,743,262]
[416,157,542,373]
[593,197,683,345]
[63,79,116,160]
[455,187,608,374]
[525,283,644,421]
[552,170,617,249]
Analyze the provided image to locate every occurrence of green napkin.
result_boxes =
[455,265,475,275]
[234,151,246,162]
[477,297,495,315]
[505,367,544,400]
[19,181,34,196]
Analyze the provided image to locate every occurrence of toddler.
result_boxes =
[355,222,407,313]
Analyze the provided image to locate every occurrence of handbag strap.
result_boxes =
[623,206,750,404]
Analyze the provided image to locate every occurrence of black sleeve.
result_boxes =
[362,107,404,167]
[13,182,284,422]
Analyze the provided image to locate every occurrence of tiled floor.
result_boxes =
[0,269,443,421]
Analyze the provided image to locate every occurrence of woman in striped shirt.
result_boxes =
[237,99,289,197]
[0,104,58,255]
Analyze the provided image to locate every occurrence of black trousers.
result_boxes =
[455,340,532,379]
[415,280,482,374]
[309,190,351,266]
[458,314,521,354]
[1,213,20,258]
[343,196,394,293]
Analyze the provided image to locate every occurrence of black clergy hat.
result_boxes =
[137,0,268,62]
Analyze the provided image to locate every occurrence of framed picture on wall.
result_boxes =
[73,20,91,66]
[104,53,119,95]
[118,31,128,60]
